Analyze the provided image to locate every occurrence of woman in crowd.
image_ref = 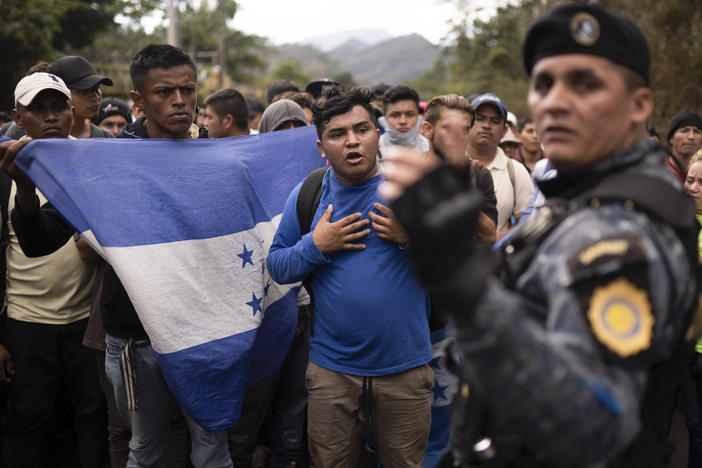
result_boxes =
[683,149,702,468]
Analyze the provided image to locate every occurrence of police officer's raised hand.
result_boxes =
[0,138,39,214]
[388,161,486,290]
[312,204,370,255]
[379,147,440,202]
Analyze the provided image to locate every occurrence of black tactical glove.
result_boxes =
[392,164,495,307]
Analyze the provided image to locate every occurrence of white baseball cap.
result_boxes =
[14,72,72,107]
[507,112,518,128]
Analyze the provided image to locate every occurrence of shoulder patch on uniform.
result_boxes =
[587,277,654,358]
[568,236,646,284]
[578,239,629,266]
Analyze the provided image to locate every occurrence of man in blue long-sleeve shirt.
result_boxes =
[267,87,433,468]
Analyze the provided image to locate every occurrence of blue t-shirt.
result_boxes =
[267,169,432,376]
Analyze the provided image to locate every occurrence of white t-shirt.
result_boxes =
[5,183,96,324]
[485,148,535,231]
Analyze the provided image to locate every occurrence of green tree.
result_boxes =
[331,71,357,87]
[179,0,266,89]
[223,30,268,85]
[599,0,702,131]
[415,0,702,130]
[271,60,311,88]
[181,0,236,57]
[67,0,266,99]
[67,23,166,99]
[411,0,543,116]
[0,0,163,111]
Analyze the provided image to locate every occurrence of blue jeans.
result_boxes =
[105,333,233,468]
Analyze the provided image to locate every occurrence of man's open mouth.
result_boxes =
[345,152,364,163]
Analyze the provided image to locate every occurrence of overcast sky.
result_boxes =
[228,0,501,45]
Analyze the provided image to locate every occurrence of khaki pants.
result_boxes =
[306,362,433,468]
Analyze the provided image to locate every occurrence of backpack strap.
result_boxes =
[506,156,516,192]
[505,157,518,225]
[295,167,328,311]
[297,167,328,236]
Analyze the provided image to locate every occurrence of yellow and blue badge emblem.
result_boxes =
[587,277,654,358]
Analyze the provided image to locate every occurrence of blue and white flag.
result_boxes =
[15,126,325,432]
[425,328,460,467]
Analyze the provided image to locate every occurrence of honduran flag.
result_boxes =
[15,125,326,432]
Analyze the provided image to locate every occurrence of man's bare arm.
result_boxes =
[475,211,496,245]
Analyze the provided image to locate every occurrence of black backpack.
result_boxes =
[295,167,328,305]
[296,167,328,237]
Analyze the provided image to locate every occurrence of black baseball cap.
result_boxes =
[93,98,132,125]
[305,79,341,98]
[49,56,113,91]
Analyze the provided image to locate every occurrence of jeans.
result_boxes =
[228,315,311,467]
[95,349,131,468]
[105,333,233,468]
[1,318,108,468]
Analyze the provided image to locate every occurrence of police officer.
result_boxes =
[380,3,699,467]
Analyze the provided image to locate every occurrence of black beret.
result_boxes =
[667,109,702,141]
[523,3,650,83]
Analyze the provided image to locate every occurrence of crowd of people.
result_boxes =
[0,2,701,468]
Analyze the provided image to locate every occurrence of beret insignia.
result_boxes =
[570,12,600,46]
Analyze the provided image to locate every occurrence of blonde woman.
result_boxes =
[683,148,702,467]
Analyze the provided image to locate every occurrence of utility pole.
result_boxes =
[167,0,180,47]
[217,32,227,89]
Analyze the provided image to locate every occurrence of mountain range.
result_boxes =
[269,29,440,86]
[299,29,392,52]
